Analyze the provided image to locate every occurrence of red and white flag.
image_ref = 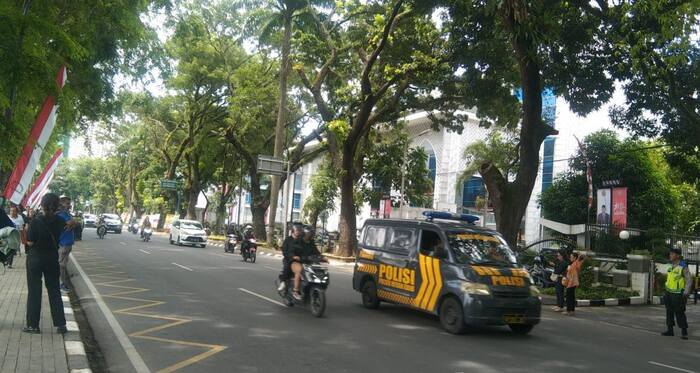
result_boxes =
[574,135,593,209]
[3,65,67,205]
[22,148,63,208]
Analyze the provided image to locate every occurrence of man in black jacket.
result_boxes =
[278,224,304,293]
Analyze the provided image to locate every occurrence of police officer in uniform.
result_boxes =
[661,247,693,340]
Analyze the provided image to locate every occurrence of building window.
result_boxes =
[293,173,302,190]
[462,177,485,208]
[292,192,301,210]
[428,153,436,184]
[246,192,252,206]
[541,138,555,192]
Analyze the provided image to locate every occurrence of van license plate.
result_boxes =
[503,314,526,324]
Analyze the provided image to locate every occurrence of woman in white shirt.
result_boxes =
[9,206,26,262]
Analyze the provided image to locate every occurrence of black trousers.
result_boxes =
[555,279,565,308]
[278,259,292,282]
[664,292,688,330]
[26,252,66,328]
[566,286,577,312]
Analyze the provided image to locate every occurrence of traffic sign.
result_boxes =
[160,179,179,190]
[257,155,285,176]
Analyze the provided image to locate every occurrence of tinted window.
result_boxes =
[447,231,517,267]
[385,227,416,255]
[363,225,387,249]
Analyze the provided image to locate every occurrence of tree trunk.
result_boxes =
[186,187,198,220]
[308,211,319,230]
[267,11,293,246]
[215,187,229,234]
[336,149,358,257]
[251,205,267,241]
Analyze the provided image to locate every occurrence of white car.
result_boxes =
[169,219,208,248]
[101,213,123,233]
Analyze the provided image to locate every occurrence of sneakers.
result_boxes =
[551,306,563,312]
[681,329,688,340]
[60,284,70,293]
[277,281,286,292]
[56,326,67,334]
[661,329,674,336]
[292,290,303,301]
[22,326,41,334]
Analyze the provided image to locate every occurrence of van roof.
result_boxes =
[362,218,498,234]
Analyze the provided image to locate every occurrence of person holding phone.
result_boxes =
[562,252,585,316]
[24,193,67,334]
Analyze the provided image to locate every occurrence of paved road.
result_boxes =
[70,230,699,373]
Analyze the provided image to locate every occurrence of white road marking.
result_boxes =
[648,361,697,373]
[119,242,127,246]
[69,255,151,373]
[138,249,151,255]
[159,248,184,252]
[239,288,287,307]
[172,262,194,271]
[64,341,86,356]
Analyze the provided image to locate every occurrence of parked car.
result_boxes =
[84,213,96,228]
[101,213,123,234]
[169,219,208,248]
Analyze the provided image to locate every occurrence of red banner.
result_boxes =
[612,187,627,228]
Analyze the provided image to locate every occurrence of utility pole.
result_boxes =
[282,159,292,237]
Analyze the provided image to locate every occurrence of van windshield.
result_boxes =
[447,232,517,267]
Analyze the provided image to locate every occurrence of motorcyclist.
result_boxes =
[241,225,255,256]
[278,224,304,294]
[140,216,152,237]
[96,215,107,237]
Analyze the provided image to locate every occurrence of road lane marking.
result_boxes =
[139,249,151,255]
[172,262,194,271]
[69,255,151,373]
[119,242,127,246]
[648,361,697,373]
[239,288,287,307]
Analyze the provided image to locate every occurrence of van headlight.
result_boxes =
[461,282,491,296]
[529,285,541,297]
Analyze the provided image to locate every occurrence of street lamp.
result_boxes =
[619,230,630,240]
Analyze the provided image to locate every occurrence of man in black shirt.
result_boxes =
[24,193,67,334]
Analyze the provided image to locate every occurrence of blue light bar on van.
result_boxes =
[422,211,480,224]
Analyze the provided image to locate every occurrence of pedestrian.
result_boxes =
[563,252,585,316]
[24,193,67,334]
[57,196,75,293]
[550,250,569,312]
[7,205,26,267]
[661,247,692,340]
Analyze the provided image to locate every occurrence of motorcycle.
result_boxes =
[241,238,257,263]
[224,234,240,253]
[142,227,152,242]
[130,223,139,235]
[276,255,329,317]
[527,254,555,288]
[97,224,107,239]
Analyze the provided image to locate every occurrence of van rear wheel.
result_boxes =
[439,297,467,335]
[361,280,380,309]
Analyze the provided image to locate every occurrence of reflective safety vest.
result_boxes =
[665,264,686,293]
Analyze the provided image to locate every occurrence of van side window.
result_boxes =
[420,230,443,257]
[363,226,387,249]
[385,227,416,255]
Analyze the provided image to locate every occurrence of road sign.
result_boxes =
[160,179,179,190]
[257,155,285,176]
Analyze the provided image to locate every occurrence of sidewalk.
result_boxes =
[0,257,87,372]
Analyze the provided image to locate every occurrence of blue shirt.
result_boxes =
[57,211,75,246]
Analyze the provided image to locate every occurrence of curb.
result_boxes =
[542,295,646,307]
[61,294,92,373]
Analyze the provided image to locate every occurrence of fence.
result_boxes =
[586,224,700,261]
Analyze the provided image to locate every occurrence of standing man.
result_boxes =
[7,205,26,268]
[661,247,693,340]
[57,196,75,293]
[596,205,611,225]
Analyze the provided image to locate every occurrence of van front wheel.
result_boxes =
[361,281,380,309]
[439,297,467,335]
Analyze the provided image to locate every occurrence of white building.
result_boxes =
[229,92,623,244]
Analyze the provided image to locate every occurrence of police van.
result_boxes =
[352,211,541,334]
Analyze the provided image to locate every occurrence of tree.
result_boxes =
[427,0,698,247]
[295,1,459,256]
[302,158,337,229]
[540,130,681,231]
[0,1,163,184]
